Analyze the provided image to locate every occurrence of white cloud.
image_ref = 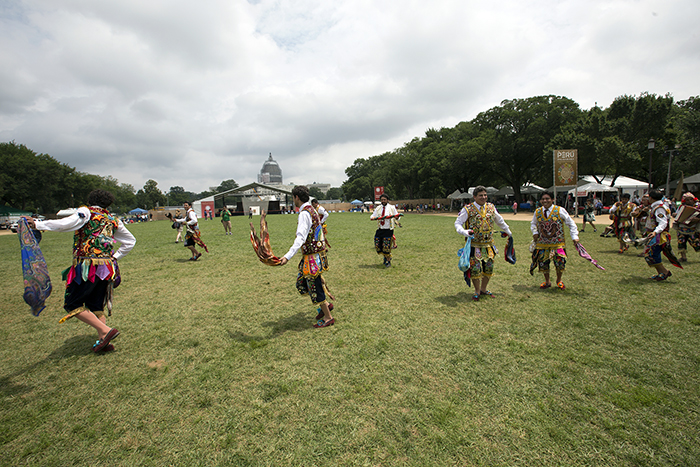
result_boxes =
[1,0,698,194]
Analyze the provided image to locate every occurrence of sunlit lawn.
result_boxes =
[1,211,699,466]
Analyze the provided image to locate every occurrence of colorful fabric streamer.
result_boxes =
[504,235,516,265]
[574,242,605,270]
[18,218,52,316]
[250,211,282,266]
[371,213,404,221]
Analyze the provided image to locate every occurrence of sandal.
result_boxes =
[472,293,480,301]
[313,318,335,328]
[540,282,551,289]
[654,271,672,281]
[480,290,494,298]
[316,303,334,320]
[556,282,566,290]
[93,328,119,352]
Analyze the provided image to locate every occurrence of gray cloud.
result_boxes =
[1,0,698,193]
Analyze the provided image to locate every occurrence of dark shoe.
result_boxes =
[385,261,391,268]
[93,328,119,352]
[313,318,335,328]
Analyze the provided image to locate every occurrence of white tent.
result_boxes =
[568,182,618,197]
[580,175,647,196]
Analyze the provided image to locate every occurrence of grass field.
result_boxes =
[1,212,699,466]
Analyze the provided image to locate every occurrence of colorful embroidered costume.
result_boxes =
[18,218,52,316]
[643,200,676,267]
[284,203,332,306]
[610,200,637,240]
[178,208,209,253]
[371,202,399,266]
[675,200,700,256]
[34,206,136,322]
[529,205,579,275]
[454,202,512,283]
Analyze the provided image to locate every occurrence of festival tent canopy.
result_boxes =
[128,208,149,214]
[670,172,700,191]
[494,183,545,196]
[350,199,364,205]
[568,182,618,197]
[580,175,646,195]
[0,205,31,216]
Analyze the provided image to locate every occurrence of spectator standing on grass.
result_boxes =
[174,202,208,260]
[370,193,400,268]
[221,206,232,235]
[279,185,335,328]
[512,201,518,215]
[174,209,184,243]
[454,185,513,301]
[530,191,580,290]
[581,198,597,232]
[26,189,135,353]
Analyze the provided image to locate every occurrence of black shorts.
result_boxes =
[64,279,109,312]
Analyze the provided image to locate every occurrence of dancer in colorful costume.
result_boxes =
[27,190,135,352]
[371,193,400,267]
[632,194,651,236]
[643,190,681,280]
[530,191,580,290]
[174,202,208,260]
[279,186,335,328]
[454,185,513,301]
[674,192,700,262]
[609,193,637,253]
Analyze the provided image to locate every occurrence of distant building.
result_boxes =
[258,153,283,185]
[307,182,331,195]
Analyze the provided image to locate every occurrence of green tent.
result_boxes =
[0,205,32,225]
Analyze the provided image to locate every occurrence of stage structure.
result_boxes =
[214,182,293,215]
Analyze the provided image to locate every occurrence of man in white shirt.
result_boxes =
[454,186,512,300]
[26,190,136,352]
[371,194,399,267]
[175,202,208,260]
[279,186,335,328]
[643,190,676,280]
[530,191,580,290]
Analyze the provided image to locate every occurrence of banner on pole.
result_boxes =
[374,186,384,200]
[554,149,578,186]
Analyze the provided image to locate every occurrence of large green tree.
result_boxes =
[135,179,167,209]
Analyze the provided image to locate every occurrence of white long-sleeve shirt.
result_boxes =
[370,203,399,229]
[645,200,669,235]
[530,205,579,241]
[34,206,136,260]
[283,202,313,260]
[454,203,512,237]
[175,209,198,226]
[317,205,329,223]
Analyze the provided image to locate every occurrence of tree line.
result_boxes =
[0,141,240,214]
[341,93,700,203]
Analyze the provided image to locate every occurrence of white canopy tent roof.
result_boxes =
[568,182,618,197]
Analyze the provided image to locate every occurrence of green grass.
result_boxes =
[1,212,699,466]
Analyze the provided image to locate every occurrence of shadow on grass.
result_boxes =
[0,334,98,398]
[226,312,311,345]
[434,291,473,306]
[357,263,386,269]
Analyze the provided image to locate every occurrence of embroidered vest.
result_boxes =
[464,203,496,246]
[645,204,671,233]
[72,207,118,259]
[535,206,566,249]
[300,205,326,255]
[613,201,635,219]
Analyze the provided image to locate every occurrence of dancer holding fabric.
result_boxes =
[454,186,513,301]
[279,186,335,328]
[370,194,399,267]
[174,202,208,260]
[530,191,580,290]
[26,190,135,352]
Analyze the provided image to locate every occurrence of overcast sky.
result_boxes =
[1,0,698,193]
